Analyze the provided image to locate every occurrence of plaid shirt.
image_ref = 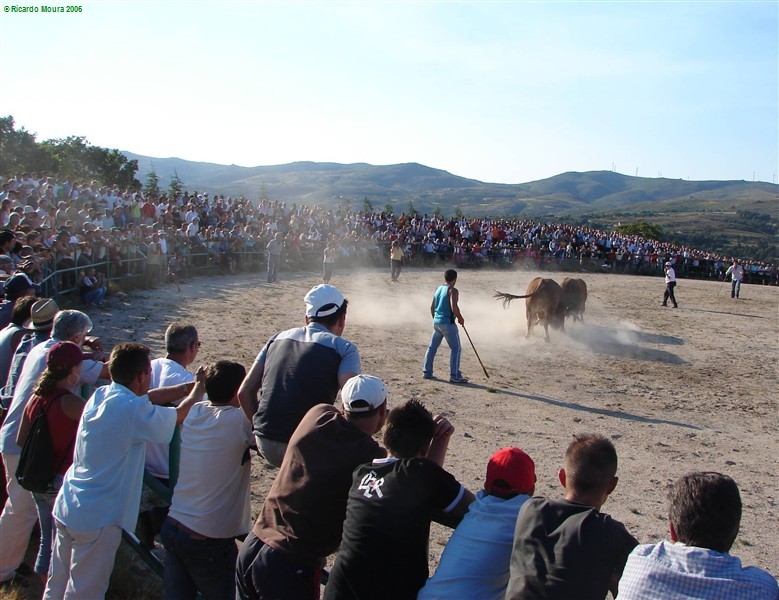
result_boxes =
[619,540,778,599]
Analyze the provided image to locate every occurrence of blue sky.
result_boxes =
[1,1,776,184]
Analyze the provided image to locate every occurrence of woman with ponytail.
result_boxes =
[16,341,86,582]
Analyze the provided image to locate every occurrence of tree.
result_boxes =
[144,167,160,197]
[169,170,185,197]
[614,221,663,240]
[0,116,57,175]
[384,203,394,215]
[362,196,373,214]
[454,206,464,219]
[259,183,269,204]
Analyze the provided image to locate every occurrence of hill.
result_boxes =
[125,153,779,261]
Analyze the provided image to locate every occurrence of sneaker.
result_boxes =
[449,376,470,384]
[422,373,434,380]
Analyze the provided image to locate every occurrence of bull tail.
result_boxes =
[493,290,536,310]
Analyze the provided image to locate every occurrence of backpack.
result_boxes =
[16,389,74,494]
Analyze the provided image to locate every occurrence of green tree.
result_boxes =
[169,170,185,197]
[144,167,161,197]
[0,116,57,175]
[362,196,373,213]
[259,183,269,203]
[614,221,663,240]
[384,203,394,215]
[454,206,464,219]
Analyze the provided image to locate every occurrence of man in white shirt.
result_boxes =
[138,322,199,547]
[162,360,252,599]
[44,343,200,600]
[725,259,744,299]
[662,261,678,308]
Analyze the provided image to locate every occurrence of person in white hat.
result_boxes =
[662,261,678,308]
[237,284,360,468]
[236,374,389,600]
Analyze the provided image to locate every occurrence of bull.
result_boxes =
[494,277,564,342]
[560,277,587,323]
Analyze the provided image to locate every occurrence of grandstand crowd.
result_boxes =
[1,171,777,300]
[0,171,777,599]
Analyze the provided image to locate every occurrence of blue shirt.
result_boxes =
[419,491,531,600]
[54,382,177,531]
[432,284,454,325]
[619,540,778,600]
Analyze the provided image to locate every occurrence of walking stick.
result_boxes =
[717,278,727,298]
[462,325,489,379]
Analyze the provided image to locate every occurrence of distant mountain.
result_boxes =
[124,153,778,221]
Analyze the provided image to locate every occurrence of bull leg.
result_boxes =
[543,321,550,342]
[526,308,533,338]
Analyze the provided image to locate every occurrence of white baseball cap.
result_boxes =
[341,375,387,413]
[304,284,345,318]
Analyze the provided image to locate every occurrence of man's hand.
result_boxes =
[427,415,455,467]
[83,336,104,353]
[457,316,465,326]
[433,415,455,440]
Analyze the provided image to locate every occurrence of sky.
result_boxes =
[1,1,777,185]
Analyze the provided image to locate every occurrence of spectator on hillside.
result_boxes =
[619,471,779,599]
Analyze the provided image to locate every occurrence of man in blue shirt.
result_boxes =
[422,269,468,384]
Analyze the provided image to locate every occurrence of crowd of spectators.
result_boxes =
[1,171,776,302]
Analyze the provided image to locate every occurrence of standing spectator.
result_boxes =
[390,239,403,282]
[619,471,778,599]
[237,284,359,468]
[725,259,744,299]
[505,434,638,600]
[162,361,252,600]
[0,310,105,587]
[44,344,201,600]
[662,261,678,308]
[235,375,388,600]
[422,269,468,384]
[137,323,200,548]
[0,273,35,330]
[15,342,87,582]
[418,447,537,600]
[265,232,283,283]
[322,242,336,284]
[0,296,36,389]
[324,399,474,600]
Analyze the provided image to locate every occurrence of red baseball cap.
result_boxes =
[47,341,87,372]
[485,447,536,498]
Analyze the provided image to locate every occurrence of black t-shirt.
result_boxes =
[505,497,638,600]
[323,457,464,600]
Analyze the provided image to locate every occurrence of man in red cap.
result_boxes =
[418,447,537,600]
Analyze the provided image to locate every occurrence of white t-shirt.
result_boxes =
[145,358,194,478]
[168,401,253,538]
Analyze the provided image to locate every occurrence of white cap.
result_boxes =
[341,375,387,413]
[304,284,345,318]
[665,261,672,266]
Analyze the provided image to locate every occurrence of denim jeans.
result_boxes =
[423,322,462,380]
[32,489,58,576]
[161,518,237,600]
[731,279,741,298]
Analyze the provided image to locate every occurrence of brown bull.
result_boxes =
[560,277,588,323]
[494,277,564,342]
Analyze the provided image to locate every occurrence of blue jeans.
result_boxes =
[160,518,237,600]
[267,255,280,282]
[32,490,57,576]
[83,287,106,305]
[731,279,741,298]
[423,323,462,379]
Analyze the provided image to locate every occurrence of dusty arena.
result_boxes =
[82,266,779,589]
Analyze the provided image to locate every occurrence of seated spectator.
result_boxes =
[236,374,389,600]
[619,471,779,599]
[78,267,107,306]
[418,447,536,600]
[505,433,638,600]
[323,399,474,600]
[162,360,252,600]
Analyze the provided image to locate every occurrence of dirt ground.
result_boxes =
[5,264,777,598]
